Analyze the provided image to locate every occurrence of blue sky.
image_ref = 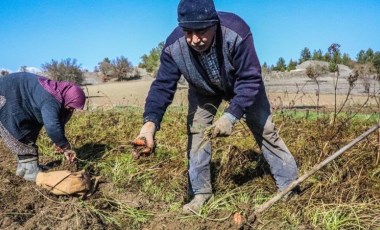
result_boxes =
[1,0,379,72]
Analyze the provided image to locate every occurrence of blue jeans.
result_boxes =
[186,85,298,195]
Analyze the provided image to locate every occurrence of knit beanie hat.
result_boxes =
[177,0,219,30]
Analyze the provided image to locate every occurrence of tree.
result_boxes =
[97,56,134,81]
[299,47,311,63]
[356,50,366,64]
[323,51,331,62]
[312,49,323,61]
[365,48,374,63]
[341,53,352,66]
[273,57,287,72]
[328,43,341,72]
[41,58,84,84]
[287,59,297,71]
[139,41,164,76]
[98,58,112,78]
[20,66,28,72]
[261,62,270,74]
[111,56,133,81]
[373,52,380,75]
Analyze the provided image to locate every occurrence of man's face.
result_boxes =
[183,25,217,53]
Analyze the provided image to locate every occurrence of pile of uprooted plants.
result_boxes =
[1,105,380,230]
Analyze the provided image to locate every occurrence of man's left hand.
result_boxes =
[212,113,238,138]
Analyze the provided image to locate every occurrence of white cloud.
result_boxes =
[17,66,42,74]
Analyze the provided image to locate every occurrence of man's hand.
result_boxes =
[131,122,156,158]
[212,113,238,138]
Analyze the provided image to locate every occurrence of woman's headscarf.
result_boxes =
[38,77,86,110]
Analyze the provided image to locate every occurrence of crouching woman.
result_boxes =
[0,72,85,182]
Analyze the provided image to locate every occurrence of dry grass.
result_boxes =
[31,105,380,229]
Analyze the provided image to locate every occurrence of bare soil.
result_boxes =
[0,143,107,230]
[84,74,379,110]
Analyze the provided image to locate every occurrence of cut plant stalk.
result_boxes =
[241,123,380,228]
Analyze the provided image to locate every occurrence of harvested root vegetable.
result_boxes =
[233,212,244,226]
[131,138,147,146]
[130,137,153,158]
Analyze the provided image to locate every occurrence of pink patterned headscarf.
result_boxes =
[38,77,86,110]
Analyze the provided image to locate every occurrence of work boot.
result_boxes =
[16,159,40,182]
[182,193,212,214]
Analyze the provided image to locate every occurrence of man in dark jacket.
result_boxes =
[0,72,85,182]
[133,0,299,214]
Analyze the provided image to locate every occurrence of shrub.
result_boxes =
[0,70,9,76]
[41,58,84,84]
[97,56,133,82]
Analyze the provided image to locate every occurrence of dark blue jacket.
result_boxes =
[143,12,263,129]
[0,72,69,147]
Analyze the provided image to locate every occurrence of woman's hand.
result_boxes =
[53,143,76,162]
[63,149,77,162]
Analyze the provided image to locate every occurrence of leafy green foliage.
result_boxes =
[312,49,323,61]
[139,41,164,77]
[273,57,287,72]
[287,59,297,71]
[323,51,331,62]
[328,43,341,72]
[299,47,311,63]
[356,48,376,64]
[329,60,338,72]
[41,58,84,84]
[341,53,352,66]
[373,52,380,74]
[261,62,271,74]
[356,50,366,64]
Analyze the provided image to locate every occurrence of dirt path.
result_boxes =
[84,79,188,109]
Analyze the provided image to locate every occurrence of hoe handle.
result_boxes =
[247,123,380,224]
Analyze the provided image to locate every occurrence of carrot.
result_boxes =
[131,138,147,146]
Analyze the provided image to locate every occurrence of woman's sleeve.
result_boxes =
[40,102,69,147]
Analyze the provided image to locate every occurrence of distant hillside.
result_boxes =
[264,60,353,79]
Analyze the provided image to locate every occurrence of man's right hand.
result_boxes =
[131,122,156,158]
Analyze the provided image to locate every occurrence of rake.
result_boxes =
[240,123,380,229]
